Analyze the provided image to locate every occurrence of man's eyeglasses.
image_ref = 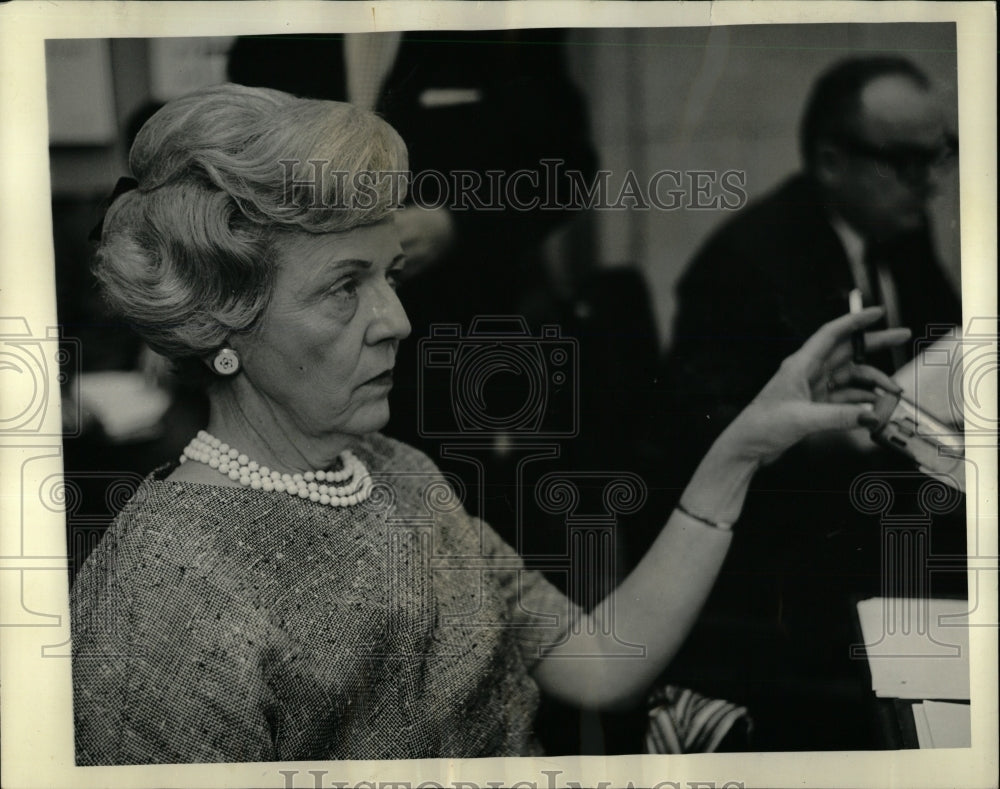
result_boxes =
[834,133,959,185]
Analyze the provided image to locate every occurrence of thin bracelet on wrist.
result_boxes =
[676,502,733,531]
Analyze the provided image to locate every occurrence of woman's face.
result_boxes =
[231,219,410,443]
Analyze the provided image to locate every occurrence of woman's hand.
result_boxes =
[537,309,912,706]
[720,307,911,466]
[678,307,911,526]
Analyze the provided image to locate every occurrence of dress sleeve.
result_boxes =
[71,537,278,765]
[477,518,583,668]
[374,435,584,669]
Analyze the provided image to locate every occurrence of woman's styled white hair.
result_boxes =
[94,83,409,370]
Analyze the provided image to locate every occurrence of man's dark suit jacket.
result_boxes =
[662,173,960,438]
[649,174,964,749]
[656,173,960,495]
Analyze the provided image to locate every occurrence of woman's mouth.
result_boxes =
[363,369,394,387]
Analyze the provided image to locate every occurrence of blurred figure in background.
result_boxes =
[652,56,963,750]
[57,101,211,580]
[227,32,601,518]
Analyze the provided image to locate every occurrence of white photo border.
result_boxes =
[0,2,996,788]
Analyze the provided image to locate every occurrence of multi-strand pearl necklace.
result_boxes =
[179,430,372,507]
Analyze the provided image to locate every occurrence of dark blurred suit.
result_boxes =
[228,30,596,316]
[663,174,959,428]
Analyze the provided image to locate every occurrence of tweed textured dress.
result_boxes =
[71,434,578,764]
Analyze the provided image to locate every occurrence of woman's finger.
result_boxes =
[824,362,885,389]
[788,401,878,434]
[795,307,886,373]
[827,387,880,404]
[819,343,856,375]
[816,327,913,377]
[847,363,903,394]
[864,327,913,353]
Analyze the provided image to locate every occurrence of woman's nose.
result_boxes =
[367,281,411,345]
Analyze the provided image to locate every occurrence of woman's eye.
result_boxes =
[386,269,403,291]
[327,277,359,303]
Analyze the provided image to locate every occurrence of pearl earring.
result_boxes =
[212,347,241,376]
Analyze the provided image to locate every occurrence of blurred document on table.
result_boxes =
[892,330,965,429]
[856,597,970,700]
[912,700,971,748]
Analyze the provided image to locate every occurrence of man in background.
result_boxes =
[652,56,963,750]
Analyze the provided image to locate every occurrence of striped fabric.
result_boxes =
[645,685,751,754]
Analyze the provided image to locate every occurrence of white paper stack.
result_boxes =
[891,331,964,428]
[856,597,970,701]
[912,700,971,748]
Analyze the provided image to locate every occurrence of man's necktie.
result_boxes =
[863,241,907,371]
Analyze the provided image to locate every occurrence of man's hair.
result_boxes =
[93,83,408,374]
[799,56,931,171]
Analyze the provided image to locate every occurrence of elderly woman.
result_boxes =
[71,83,906,764]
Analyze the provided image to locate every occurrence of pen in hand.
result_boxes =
[849,288,866,364]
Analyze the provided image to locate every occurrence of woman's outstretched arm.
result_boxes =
[532,307,910,709]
